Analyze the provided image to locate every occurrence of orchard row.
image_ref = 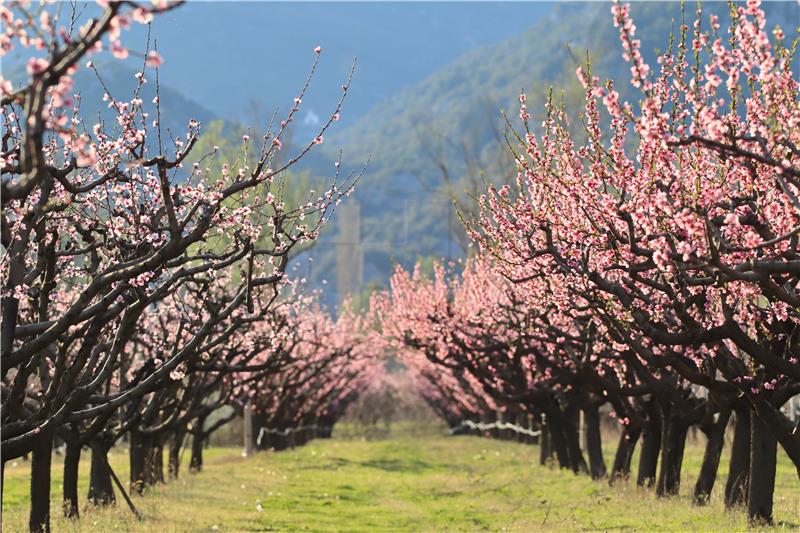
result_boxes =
[367,1,799,526]
[1,2,381,532]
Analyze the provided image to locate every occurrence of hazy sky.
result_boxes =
[94,2,554,124]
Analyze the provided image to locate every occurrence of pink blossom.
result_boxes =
[145,50,163,68]
[26,57,49,76]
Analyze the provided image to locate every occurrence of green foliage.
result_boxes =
[185,120,330,277]
[343,281,384,314]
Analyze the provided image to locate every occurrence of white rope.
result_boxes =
[256,424,330,447]
[449,420,541,438]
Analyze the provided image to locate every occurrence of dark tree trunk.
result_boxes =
[656,413,689,497]
[252,412,269,449]
[637,405,661,488]
[62,441,81,518]
[169,428,185,479]
[129,430,151,494]
[482,412,499,439]
[539,424,552,465]
[29,432,53,533]
[693,408,732,505]
[583,404,607,479]
[528,413,539,445]
[748,413,777,525]
[502,410,514,440]
[261,430,272,451]
[88,441,115,506]
[516,412,527,444]
[272,431,288,452]
[545,411,571,469]
[725,409,751,509]
[563,404,589,474]
[610,425,641,483]
[147,438,164,485]
[190,414,207,471]
[295,428,307,447]
[190,429,204,472]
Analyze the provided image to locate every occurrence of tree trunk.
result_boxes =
[656,413,689,497]
[481,412,498,439]
[545,411,571,469]
[637,406,661,488]
[583,404,607,479]
[748,413,777,525]
[169,429,185,480]
[539,424,552,465]
[272,431,288,452]
[516,412,527,444]
[62,441,81,518]
[563,404,589,474]
[725,408,750,509]
[29,432,53,533]
[129,430,151,494]
[693,408,731,505]
[88,441,115,506]
[190,428,204,472]
[147,438,164,485]
[252,412,269,449]
[610,425,641,483]
[502,410,514,440]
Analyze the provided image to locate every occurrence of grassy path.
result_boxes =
[2,433,799,532]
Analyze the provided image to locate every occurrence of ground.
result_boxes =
[2,427,799,532]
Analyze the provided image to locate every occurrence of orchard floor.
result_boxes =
[2,428,799,532]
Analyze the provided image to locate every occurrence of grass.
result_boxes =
[2,426,799,532]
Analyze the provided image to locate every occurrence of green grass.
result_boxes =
[2,429,799,532]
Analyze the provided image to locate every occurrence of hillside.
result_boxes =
[308,1,799,304]
[5,60,217,142]
[329,2,797,183]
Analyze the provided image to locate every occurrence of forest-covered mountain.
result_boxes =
[308,1,799,305]
[5,60,218,144]
[30,2,552,132]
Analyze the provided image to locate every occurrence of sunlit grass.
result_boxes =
[2,427,798,532]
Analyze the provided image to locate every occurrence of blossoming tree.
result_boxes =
[468,0,798,523]
[1,1,364,531]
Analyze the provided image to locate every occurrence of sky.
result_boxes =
[95,2,555,126]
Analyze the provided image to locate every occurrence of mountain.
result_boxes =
[306,1,799,305]
[5,60,218,147]
[74,62,219,139]
[86,2,554,132]
[328,2,798,183]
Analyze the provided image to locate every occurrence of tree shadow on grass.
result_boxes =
[311,456,433,474]
[359,458,432,473]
